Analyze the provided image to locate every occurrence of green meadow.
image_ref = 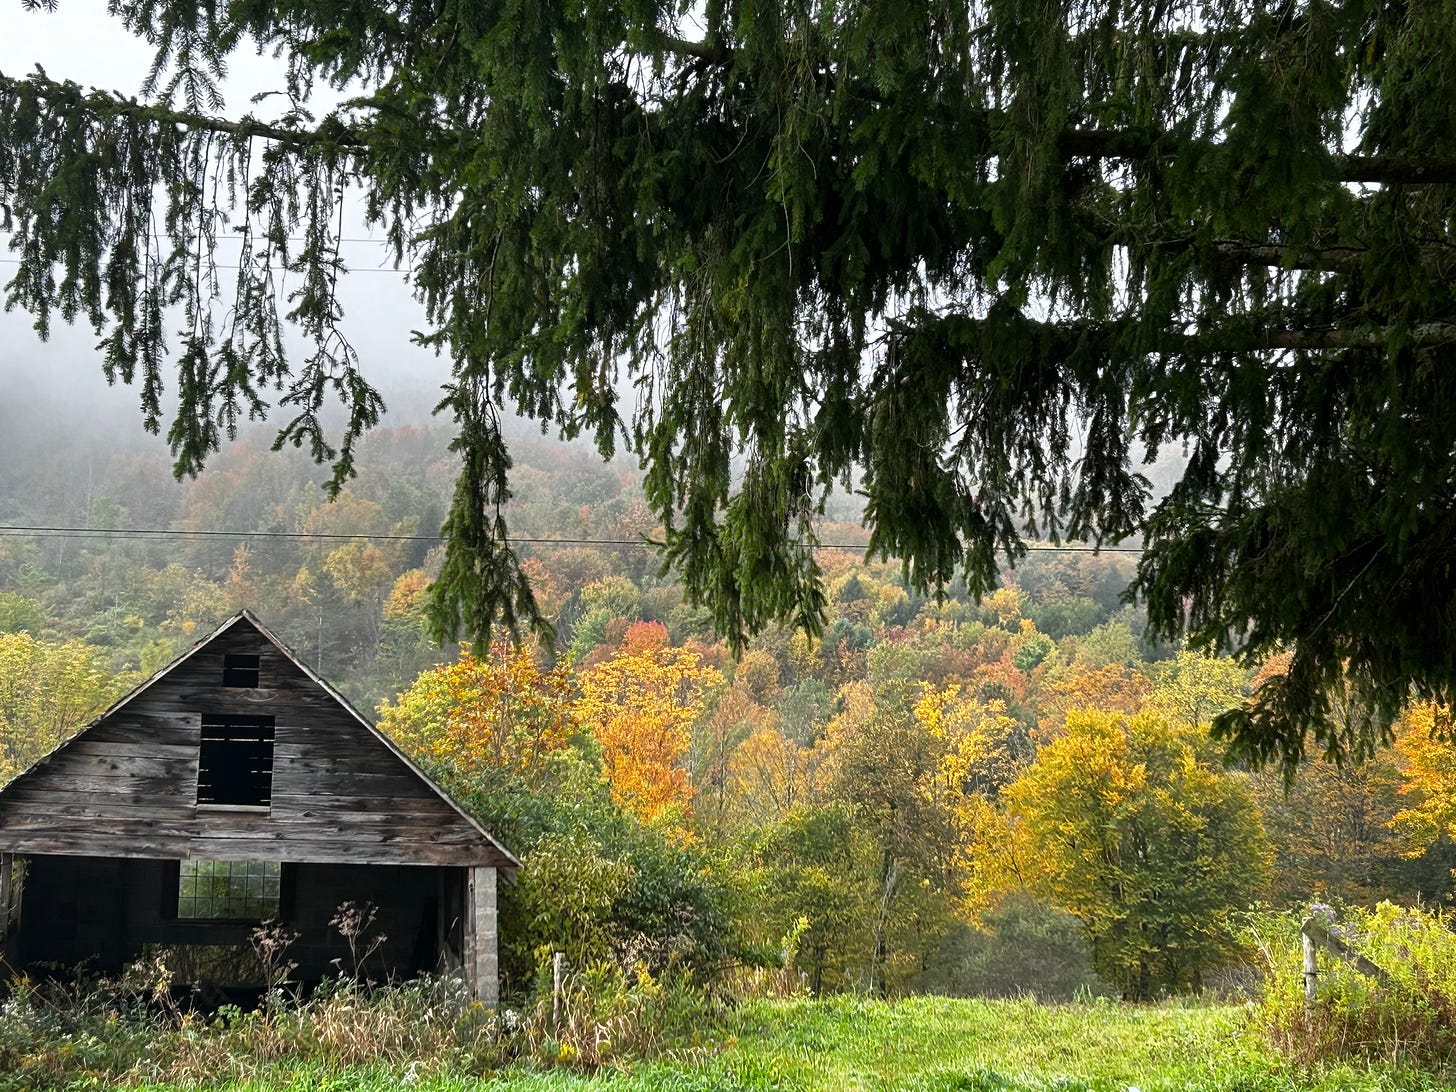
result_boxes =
[118,997,1445,1092]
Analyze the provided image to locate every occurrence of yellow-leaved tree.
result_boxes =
[0,634,135,783]
[573,622,722,824]
[914,684,1037,920]
[377,642,575,788]
[1003,709,1270,1000]
[1391,701,1456,855]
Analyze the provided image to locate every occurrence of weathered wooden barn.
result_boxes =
[0,611,514,1003]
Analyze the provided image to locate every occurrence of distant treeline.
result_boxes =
[1,419,1452,1001]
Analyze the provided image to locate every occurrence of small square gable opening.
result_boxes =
[222,653,261,688]
[198,714,275,808]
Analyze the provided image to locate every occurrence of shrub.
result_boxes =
[920,896,1117,1000]
[526,962,707,1069]
[510,808,747,986]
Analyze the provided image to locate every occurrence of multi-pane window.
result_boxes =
[197,715,275,807]
[222,653,261,688]
[177,860,281,920]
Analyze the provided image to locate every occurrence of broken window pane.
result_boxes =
[177,860,281,919]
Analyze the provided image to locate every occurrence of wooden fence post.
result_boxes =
[552,950,565,1033]
[1301,917,1397,990]
[1301,918,1319,1027]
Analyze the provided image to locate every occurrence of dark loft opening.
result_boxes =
[198,715,275,807]
[223,653,261,688]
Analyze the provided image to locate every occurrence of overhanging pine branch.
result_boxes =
[1203,241,1362,274]
[0,71,366,152]
[1252,323,1456,351]
[8,63,1456,188]
[652,32,732,67]
[642,37,1456,187]
[889,312,1456,354]
[1154,239,1456,277]
[986,112,1456,187]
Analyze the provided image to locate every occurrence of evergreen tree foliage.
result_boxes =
[5,1,1456,768]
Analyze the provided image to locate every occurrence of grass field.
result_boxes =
[121,996,1447,1092]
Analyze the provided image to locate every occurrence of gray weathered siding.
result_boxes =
[0,618,511,868]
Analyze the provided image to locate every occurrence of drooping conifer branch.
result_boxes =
[0,66,381,500]
[9,66,1456,190]
[0,71,367,152]
[643,33,1456,186]
[5,0,1456,771]
[886,314,1456,355]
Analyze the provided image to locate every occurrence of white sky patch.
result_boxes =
[0,0,453,432]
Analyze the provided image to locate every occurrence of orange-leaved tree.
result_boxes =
[574,622,722,823]
[377,642,575,787]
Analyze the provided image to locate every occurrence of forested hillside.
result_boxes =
[1,406,1452,1002]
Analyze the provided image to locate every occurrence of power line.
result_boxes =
[0,524,629,546]
[0,522,1142,554]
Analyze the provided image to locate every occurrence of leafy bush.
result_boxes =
[1247,902,1456,1069]
[512,815,744,983]
[450,749,750,993]
[919,896,1116,1000]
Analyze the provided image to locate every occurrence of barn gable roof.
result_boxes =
[0,612,517,868]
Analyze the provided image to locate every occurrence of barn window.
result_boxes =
[197,715,275,807]
[223,653,261,688]
[177,860,281,920]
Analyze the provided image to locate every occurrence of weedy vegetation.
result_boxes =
[2,959,1454,1091]
[1247,902,1456,1071]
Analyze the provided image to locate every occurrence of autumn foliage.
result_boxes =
[574,622,722,824]
[4,415,1453,1006]
[377,642,574,786]
[0,633,137,783]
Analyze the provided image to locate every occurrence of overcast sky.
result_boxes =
[0,1,453,435]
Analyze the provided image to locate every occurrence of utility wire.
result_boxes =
[0,523,1142,553]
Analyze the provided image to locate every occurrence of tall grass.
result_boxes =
[0,973,503,1089]
[4,949,1454,1090]
[0,956,700,1090]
